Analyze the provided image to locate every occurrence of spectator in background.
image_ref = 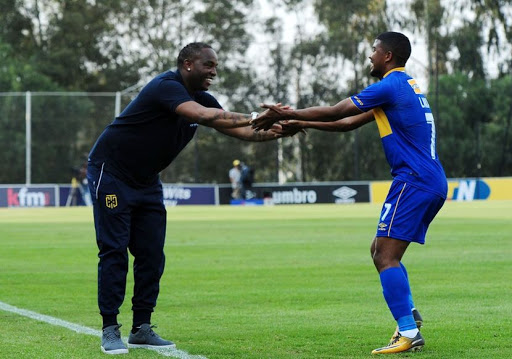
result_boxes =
[66,154,92,207]
[240,162,254,199]
[78,154,92,206]
[229,159,242,199]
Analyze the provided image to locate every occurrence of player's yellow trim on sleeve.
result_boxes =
[350,96,364,107]
[373,107,393,138]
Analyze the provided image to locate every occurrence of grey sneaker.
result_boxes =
[128,324,176,348]
[101,324,128,355]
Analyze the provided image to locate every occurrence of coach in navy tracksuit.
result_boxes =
[87,42,294,355]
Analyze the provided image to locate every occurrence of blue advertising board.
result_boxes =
[0,185,58,207]
[162,185,216,205]
[57,184,217,206]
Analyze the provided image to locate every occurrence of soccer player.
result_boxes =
[251,31,447,354]
[87,42,299,355]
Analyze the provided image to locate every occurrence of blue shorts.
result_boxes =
[375,180,445,244]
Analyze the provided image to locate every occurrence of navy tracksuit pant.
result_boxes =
[87,164,166,321]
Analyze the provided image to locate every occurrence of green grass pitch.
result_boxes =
[0,201,511,358]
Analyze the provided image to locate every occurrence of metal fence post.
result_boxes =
[25,91,31,185]
[115,91,121,117]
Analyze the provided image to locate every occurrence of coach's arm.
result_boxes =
[215,123,303,141]
[176,101,283,129]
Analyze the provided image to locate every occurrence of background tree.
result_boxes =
[1,0,511,184]
[407,0,512,178]
[0,0,138,183]
[147,0,265,183]
[290,0,391,181]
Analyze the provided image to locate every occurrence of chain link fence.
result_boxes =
[0,91,135,185]
[0,91,282,186]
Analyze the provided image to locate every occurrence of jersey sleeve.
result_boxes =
[350,80,395,111]
[156,79,194,113]
[195,92,223,110]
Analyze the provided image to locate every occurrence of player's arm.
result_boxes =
[251,98,363,130]
[280,111,375,134]
[288,98,363,122]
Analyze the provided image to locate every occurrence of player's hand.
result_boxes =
[270,120,307,137]
[280,120,307,136]
[250,103,292,131]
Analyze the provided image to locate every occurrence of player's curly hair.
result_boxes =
[376,32,411,66]
[177,42,213,68]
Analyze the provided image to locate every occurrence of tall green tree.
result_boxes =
[286,0,391,181]
[125,0,263,183]
[2,0,511,184]
[433,72,512,178]
[0,1,135,183]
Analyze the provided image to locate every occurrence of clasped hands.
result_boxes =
[251,103,305,136]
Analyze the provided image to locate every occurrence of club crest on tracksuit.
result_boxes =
[105,194,118,209]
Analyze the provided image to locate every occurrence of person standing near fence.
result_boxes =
[240,161,254,199]
[87,42,300,355]
[229,159,242,199]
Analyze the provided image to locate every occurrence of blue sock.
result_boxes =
[397,315,417,332]
[399,262,415,310]
[380,267,416,331]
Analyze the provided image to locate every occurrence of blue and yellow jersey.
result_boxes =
[350,68,447,198]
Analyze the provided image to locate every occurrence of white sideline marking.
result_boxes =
[0,301,208,359]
